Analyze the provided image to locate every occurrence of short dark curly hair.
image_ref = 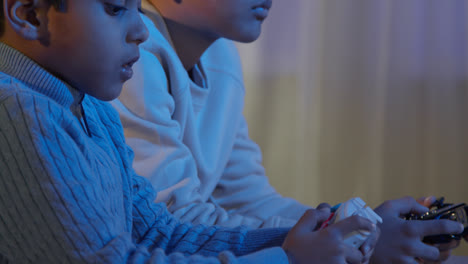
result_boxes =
[0,0,65,36]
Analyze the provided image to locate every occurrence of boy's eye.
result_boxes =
[105,3,128,16]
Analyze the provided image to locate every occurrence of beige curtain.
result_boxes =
[238,0,468,255]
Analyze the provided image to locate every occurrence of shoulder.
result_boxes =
[202,39,242,74]
[0,74,82,160]
[0,73,69,123]
[140,14,170,51]
[204,38,241,64]
[139,13,179,66]
[0,72,28,102]
[132,13,187,94]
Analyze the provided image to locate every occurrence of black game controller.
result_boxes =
[405,197,468,244]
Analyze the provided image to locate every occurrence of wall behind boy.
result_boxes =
[238,0,468,255]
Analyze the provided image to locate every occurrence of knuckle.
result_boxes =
[382,199,394,208]
[349,214,362,222]
[439,250,451,261]
[438,221,452,232]
[317,202,331,208]
[395,255,412,264]
[305,208,315,215]
[348,215,367,229]
[402,243,419,256]
[402,222,419,237]
[418,246,439,261]
[368,227,381,244]
[375,226,381,236]
[438,220,458,233]
[334,243,347,255]
[326,226,339,238]
[430,248,441,261]
[303,209,317,219]
[402,196,416,204]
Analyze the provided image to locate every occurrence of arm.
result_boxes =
[201,39,310,226]
[130,174,290,261]
[112,42,305,228]
[213,116,311,227]
[132,177,378,264]
[0,93,289,263]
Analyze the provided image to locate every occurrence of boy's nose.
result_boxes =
[128,14,149,45]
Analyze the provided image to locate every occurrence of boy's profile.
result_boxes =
[112,0,466,262]
[0,0,383,263]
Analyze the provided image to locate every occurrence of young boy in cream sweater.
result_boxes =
[112,0,466,262]
[0,0,384,263]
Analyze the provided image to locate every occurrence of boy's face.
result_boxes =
[39,0,148,101]
[156,0,272,43]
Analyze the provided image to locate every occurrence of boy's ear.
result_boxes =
[5,0,46,40]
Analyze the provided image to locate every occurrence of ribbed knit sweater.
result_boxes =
[0,42,289,263]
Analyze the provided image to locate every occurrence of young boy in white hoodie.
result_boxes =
[0,0,384,263]
[112,0,465,262]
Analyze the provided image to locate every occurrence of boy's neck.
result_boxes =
[164,18,218,71]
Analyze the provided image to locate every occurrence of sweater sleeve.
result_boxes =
[203,40,312,227]
[130,174,290,263]
[212,116,311,227]
[0,91,289,263]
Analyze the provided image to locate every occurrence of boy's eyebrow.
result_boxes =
[128,0,143,10]
[127,0,142,6]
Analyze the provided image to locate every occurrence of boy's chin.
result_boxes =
[236,35,260,43]
[88,85,122,102]
[225,26,263,43]
[231,31,262,43]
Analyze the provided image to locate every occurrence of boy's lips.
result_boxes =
[123,56,139,68]
[121,56,139,82]
[252,0,272,20]
[253,0,272,10]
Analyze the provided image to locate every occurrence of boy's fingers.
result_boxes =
[360,227,379,255]
[416,196,436,207]
[316,202,331,210]
[413,244,440,262]
[435,239,460,252]
[397,196,430,215]
[345,246,365,264]
[417,219,464,237]
[438,249,454,262]
[331,215,375,237]
[377,196,428,216]
[423,238,459,262]
[295,208,330,233]
[361,248,374,264]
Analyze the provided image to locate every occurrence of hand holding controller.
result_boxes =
[406,197,468,244]
[323,197,382,248]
